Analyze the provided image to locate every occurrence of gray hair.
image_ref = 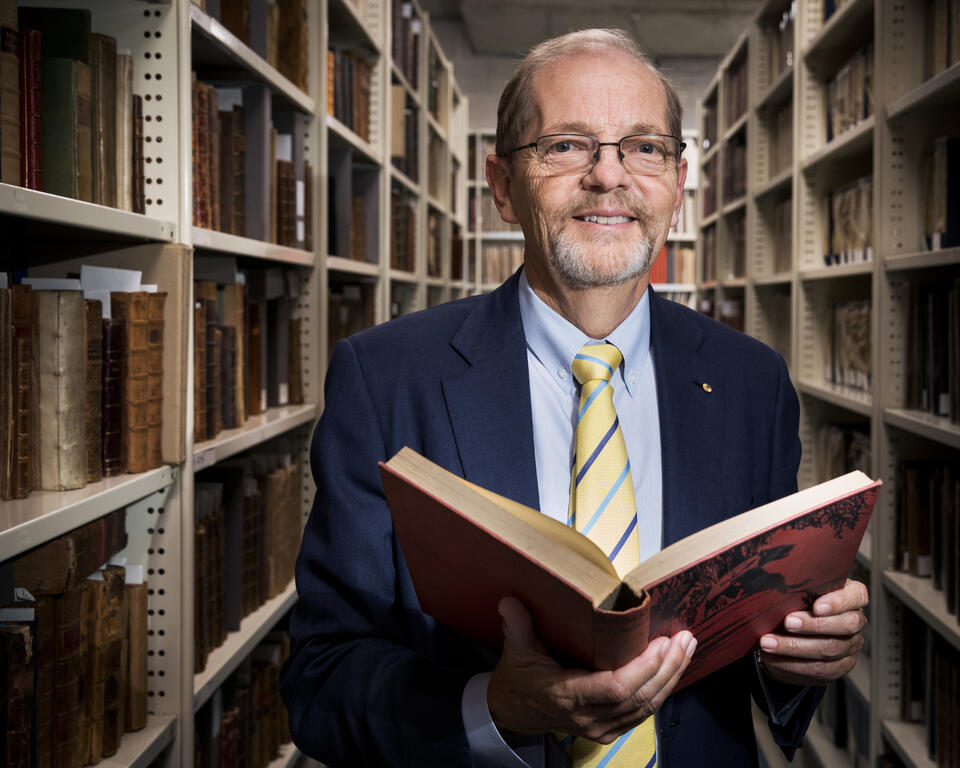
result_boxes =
[495,29,683,158]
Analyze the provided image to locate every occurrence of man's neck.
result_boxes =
[524,262,649,340]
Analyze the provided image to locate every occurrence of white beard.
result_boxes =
[548,227,655,288]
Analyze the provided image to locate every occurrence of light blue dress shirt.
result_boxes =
[462,270,663,767]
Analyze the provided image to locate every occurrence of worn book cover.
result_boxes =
[380,447,881,689]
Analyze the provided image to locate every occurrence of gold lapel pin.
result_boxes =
[694,380,713,393]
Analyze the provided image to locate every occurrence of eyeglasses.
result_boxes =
[505,133,686,177]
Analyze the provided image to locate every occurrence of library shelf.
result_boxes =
[882,571,960,654]
[700,280,718,291]
[426,112,448,143]
[846,653,870,705]
[801,116,874,176]
[722,111,748,143]
[757,0,794,19]
[799,261,874,280]
[390,166,421,196]
[192,227,316,267]
[753,271,793,286]
[721,197,747,217]
[801,0,874,80]
[856,530,871,569]
[720,276,747,288]
[327,114,381,164]
[700,211,720,229]
[666,232,697,243]
[480,230,525,241]
[726,29,748,71]
[884,247,960,273]
[756,65,794,113]
[192,403,320,472]
[100,714,178,768]
[0,183,176,242]
[480,281,503,293]
[389,268,418,283]
[651,283,696,293]
[797,380,873,417]
[194,580,298,712]
[189,4,314,115]
[751,702,791,768]
[390,62,421,105]
[883,409,960,450]
[881,719,936,768]
[326,255,381,277]
[267,742,303,768]
[886,62,960,121]
[427,195,450,217]
[328,0,381,55]
[0,466,176,563]
[754,166,793,201]
[701,142,720,166]
[803,717,851,768]
[425,276,445,288]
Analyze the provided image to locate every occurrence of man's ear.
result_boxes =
[486,153,520,224]
[670,156,688,230]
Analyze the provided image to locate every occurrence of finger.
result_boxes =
[812,579,869,617]
[780,608,867,637]
[594,632,695,715]
[499,596,552,659]
[759,631,863,661]
[758,652,858,685]
[571,636,672,707]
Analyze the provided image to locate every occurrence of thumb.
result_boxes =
[499,596,543,654]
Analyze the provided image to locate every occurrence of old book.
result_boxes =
[101,318,126,476]
[146,292,166,470]
[288,317,303,405]
[0,24,19,185]
[246,301,263,416]
[85,566,125,761]
[218,108,238,235]
[132,95,144,214]
[40,58,93,201]
[116,53,133,211]
[220,0,250,44]
[124,582,147,732]
[84,299,103,483]
[304,160,313,250]
[36,291,86,490]
[277,0,307,91]
[53,584,86,768]
[0,623,33,768]
[8,286,35,498]
[34,597,55,768]
[17,28,41,189]
[220,326,238,430]
[194,300,207,443]
[90,33,117,208]
[193,77,210,228]
[243,83,272,241]
[380,448,881,688]
[219,282,246,426]
[201,466,246,630]
[0,288,10,500]
[201,298,220,439]
[111,292,150,474]
[266,298,291,407]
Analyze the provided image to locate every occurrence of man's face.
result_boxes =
[496,50,686,290]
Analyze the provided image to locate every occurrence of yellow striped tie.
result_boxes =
[566,342,657,768]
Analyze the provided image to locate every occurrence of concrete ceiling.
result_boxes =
[419,0,763,59]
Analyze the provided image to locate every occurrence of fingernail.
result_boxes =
[686,638,698,658]
[785,616,802,630]
[679,631,693,652]
[760,636,777,651]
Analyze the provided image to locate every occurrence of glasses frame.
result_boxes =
[504,132,687,176]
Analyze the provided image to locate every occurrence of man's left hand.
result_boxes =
[757,579,869,686]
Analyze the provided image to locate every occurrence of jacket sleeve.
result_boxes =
[279,339,478,767]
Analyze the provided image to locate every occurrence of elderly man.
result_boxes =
[281,28,868,768]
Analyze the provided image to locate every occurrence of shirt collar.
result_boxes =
[517,268,651,397]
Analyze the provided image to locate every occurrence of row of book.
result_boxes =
[192,78,312,250]
[391,185,418,272]
[825,174,873,266]
[427,209,443,278]
[0,278,166,499]
[390,85,420,183]
[722,137,746,204]
[327,49,373,143]
[470,188,521,233]
[725,55,748,128]
[901,612,960,767]
[766,196,793,275]
[192,270,305,446]
[728,211,746,279]
[1,510,148,768]
[701,224,716,283]
[390,0,421,89]
[672,189,697,237]
[482,243,523,285]
[649,244,696,286]
[924,0,960,82]
[824,44,874,144]
[328,281,375,355]
[191,0,307,95]
[763,1,795,85]
[193,443,302,674]
[194,629,292,768]
[903,278,960,425]
[813,423,871,486]
[0,7,144,211]
[923,136,959,252]
[827,300,871,392]
[766,101,792,178]
[702,156,718,219]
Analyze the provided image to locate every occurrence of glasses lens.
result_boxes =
[620,135,676,175]
[535,135,597,173]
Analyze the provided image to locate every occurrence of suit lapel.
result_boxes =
[441,273,541,510]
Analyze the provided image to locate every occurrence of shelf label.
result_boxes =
[193,448,216,472]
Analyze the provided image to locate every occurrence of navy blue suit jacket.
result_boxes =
[281,271,822,767]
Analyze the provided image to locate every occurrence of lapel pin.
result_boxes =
[694,380,713,393]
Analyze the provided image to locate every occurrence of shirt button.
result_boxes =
[558,369,568,380]
[629,372,637,384]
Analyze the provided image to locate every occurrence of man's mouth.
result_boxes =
[573,215,635,225]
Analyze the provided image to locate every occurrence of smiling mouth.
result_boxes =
[573,215,635,225]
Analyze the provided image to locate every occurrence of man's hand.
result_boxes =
[757,579,869,686]
[487,597,697,744]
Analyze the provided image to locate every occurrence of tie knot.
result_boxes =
[571,343,623,385]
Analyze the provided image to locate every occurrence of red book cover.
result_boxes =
[17,29,41,190]
[649,245,668,285]
[380,447,881,689]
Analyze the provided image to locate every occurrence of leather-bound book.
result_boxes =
[40,58,92,201]
[111,292,149,474]
[277,0,307,91]
[220,326,238,430]
[0,624,33,768]
[86,565,126,761]
[116,53,133,211]
[232,106,246,236]
[84,299,103,484]
[17,28,41,189]
[288,317,302,405]
[304,160,313,251]
[75,61,93,202]
[246,301,262,416]
[193,78,210,228]
[53,585,86,768]
[0,25,20,185]
[219,706,240,767]
[220,0,250,46]
[132,95,144,214]
[203,300,220,439]
[206,82,220,232]
[193,300,206,443]
[90,33,117,208]
[146,292,166,470]
[35,597,55,768]
[194,515,209,673]
[36,290,86,490]
[218,109,238,235]
[124,582,147,732]
[1,285,36,499]
[101,317,126,476]
[0,288,11,500]
[220,283,246,426]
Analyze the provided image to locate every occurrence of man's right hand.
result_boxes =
[487,597,697,745]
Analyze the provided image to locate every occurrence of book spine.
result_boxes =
[124,582,148,732]
[132,95,144,214]
[146,292,166,470]
[110,292,150,474]
[194,300,207,443]
[116,53,133,212]
[101,318,126,476]
[10,285,34,498]
[84,299,103,483]
[53,586,85,768]
[1,624,34,768]
[220,326,238,429]
[91,33,117,208]
[0,26,21,185]
[17,28,41,190]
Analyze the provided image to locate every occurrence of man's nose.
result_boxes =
[583,144,628,189]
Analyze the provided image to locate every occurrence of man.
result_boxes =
[281,29,869,767]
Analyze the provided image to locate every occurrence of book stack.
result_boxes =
[825,174,873,265]
[924,0,960,79]
[482,243,524,285]
[194,631,293,768]
[824,44,874,144]
[0,510,151,767]
[327,49,373,142]
[390,0,420,87]
[903,279,960,424]
[827,300,871,392]
[390,86,419,183]
[722,135,747,204]
[193,446,302,674]
[725,54,748,126]
[922,136,960,253]
[390,185,417,272]
[0,7,146,210]
[649,244,696,285]
[328,281,376,354]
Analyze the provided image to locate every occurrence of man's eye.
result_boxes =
[549,141,575,154]
[633,143,658,155]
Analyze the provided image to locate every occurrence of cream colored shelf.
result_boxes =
[426,112,447,143]
[189,4,314,114]
[192,404,320,471]
[192,227,315,266]
[194,581,298,712]
[652,283,696,293]
[722,196,747,216]
[667,232,697,243]
[720,276,747,288]
[883,570,960,654]
[846,655,870,704]
[884,247,960,272]
[0,183,176,242]
[753,272,793,286]
[100,715,178,768]
[327,255,381,276]
[803,718,852,768]
[883,409,960,450]
[480,230,524,241]
[700,211,720,228]
[0,466,176,562]
[881,720,935,768]
[701,142,720,165]
[797,380,873,417]
[328,0,381,55]
[425,276,444,288]
[390,166,421,195]
[390,61,421,105]
[799,261,873,280]
[887,61,960,120]
[755,167,793,201]
[327,114,382,164]
[389,268,418,283]
[801,0,874,79]
[756,65,794,113]
[723,111,748,142]
[801,116,874,175]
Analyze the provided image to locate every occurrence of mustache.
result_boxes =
[557,193,653,222]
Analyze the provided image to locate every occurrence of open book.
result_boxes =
[379,447,881,690]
